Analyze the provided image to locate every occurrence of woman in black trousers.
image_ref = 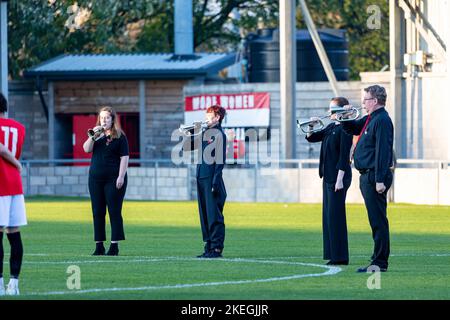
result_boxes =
[83,106,129,256]
[305,97,353,265]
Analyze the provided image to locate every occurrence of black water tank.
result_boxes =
[246,28,349,82]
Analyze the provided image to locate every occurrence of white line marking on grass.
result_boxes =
[23,257,179,265]
[24,257,341,296]
[391,253,449,258]
[3,253,49,257]
[253,253,450,260]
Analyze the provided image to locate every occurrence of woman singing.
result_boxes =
[83,106,129,256]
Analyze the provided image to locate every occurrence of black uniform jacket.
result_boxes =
[342,107,394,184]
[306,123,352,184]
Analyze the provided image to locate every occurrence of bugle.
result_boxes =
[297,116,328,134]
[87,126,105,141]
[335,106,362,122]
[297,106,363,134]
[179,121,208,137]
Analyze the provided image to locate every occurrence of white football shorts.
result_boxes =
[0,195,27,227]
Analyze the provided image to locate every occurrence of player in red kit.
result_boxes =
[0,93,26,296]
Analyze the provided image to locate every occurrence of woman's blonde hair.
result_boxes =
[96,106,123,139]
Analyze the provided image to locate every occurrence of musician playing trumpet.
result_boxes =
[182,105,227,259]
[83,106,129,256]
[305,97,353,266]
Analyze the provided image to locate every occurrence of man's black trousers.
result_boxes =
[359,170,393,268]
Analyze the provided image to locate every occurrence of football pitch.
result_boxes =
[2,197,450,300]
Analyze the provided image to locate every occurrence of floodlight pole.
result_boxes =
[279,0,297,160]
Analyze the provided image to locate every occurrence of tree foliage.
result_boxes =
[8,0,388,80]
[296,0,390,79]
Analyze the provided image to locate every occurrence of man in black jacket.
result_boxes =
[186,105,227,259]
[342,85,394,272]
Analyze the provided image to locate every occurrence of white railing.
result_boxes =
[19,158,450,205]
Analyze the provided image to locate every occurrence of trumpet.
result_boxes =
[179,121,209,137]
[297,106,363,134]
[87,126,105,141]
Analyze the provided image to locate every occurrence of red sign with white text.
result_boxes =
[184,92,270,127]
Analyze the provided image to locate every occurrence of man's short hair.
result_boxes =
[364,85,387,106]
[206,105,227,124]
[0,93,7,113]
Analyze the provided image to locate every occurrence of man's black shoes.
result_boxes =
[207,250,223,258]
[196,249,223,258]
[196,251,210,258]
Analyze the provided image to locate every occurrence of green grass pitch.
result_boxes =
[2,197,450,300]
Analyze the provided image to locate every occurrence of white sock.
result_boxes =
[8,278,18,286]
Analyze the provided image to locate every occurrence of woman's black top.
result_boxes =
[89,134,129,180]
[305,123,352,184]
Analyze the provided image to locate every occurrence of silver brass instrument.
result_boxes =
[335,106,362,122]
[297,106,363,134]
[87,126,105,141]
[179,121,208,137]
[297,115,329,134]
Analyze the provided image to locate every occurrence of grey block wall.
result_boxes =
[19,165,339,203]
[19,164,450,205]
[9,80,49,160]
[22,166,191,201]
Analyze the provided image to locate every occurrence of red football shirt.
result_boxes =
[0,117,25,196]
